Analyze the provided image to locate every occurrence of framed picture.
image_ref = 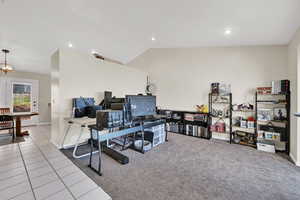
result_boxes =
[273,107,287,121]
[257,109,273,121]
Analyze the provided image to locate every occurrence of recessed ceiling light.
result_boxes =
[224,28,232,35]
[151,36,156,41]
[68,42,73,48]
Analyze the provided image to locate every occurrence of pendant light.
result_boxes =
[0,49,14,74]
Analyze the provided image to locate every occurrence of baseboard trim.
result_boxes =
[50,139,62,149]
[60,141,89,150]
[289,153,300,166]
[38,122,51,126]
[60,143,75,149]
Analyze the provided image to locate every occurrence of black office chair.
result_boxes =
[0,115,15,141]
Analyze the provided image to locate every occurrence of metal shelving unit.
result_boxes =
[255,91,290,153]
[209,93,232,143]
[231,107,256,147]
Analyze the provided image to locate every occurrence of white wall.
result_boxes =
[51,51,61,147]
[0,71,51,124]
[129,46,288,110]
[51,49,147,147]
[288,27,300,166]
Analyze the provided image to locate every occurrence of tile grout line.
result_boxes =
[77,187,99,199]
[22,158,46,166]
[0,162,24,169]
[0,175,28,192]
[0,156,22,163]
[56,170,78,179]
[66,176,88,188]
[8,191,31,200]
[28,137,77,200]
[39,188,66,200]
[0,171,26,182]
[17,143,37,200]
[30,175,58,190]
[26,163,50,172]
[52,163,72,171]
[0,161,23,167]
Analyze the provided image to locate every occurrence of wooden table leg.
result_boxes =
[16,116,21,137]
[16,116,29,137]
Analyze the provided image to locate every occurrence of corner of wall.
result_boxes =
[50,49,61,148]
[50,138,62,149]
[290,152,300,166]
[287,27,300,166]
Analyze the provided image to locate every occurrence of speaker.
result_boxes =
[102,145,129,165]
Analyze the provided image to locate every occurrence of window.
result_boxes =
[12,83,32,113]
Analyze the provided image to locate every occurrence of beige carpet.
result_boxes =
[62,133,300,200]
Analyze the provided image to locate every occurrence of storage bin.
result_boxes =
[145,124,166,147]
[152,137,161,147]
[134,140,152,152]
[216,122,225,132]
[274,141,286,151]
[257,142,275,153]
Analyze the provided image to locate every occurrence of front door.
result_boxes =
[7,78,39,126]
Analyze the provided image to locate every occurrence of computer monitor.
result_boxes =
[125,95,156,118]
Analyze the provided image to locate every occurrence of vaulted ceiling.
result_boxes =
[0,0,300,74]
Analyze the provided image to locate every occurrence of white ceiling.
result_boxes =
[0,0,300,74]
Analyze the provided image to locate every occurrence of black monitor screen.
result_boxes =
[126,95,156,118]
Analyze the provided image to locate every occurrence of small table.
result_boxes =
[8,112,39,137]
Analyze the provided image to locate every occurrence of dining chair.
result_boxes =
[0,108,15,141]
[0,107,10,115]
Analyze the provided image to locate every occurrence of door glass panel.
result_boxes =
[12,83,32,113]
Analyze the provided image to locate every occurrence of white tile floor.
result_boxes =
[0,126,111,200]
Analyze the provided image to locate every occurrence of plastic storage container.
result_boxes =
[257,140,275,153]
[134,140,152,152]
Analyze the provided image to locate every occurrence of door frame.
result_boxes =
[6,77,39,126]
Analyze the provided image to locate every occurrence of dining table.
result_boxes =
[6,112,39,137]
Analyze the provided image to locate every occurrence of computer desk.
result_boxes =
[88,118,167,176]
